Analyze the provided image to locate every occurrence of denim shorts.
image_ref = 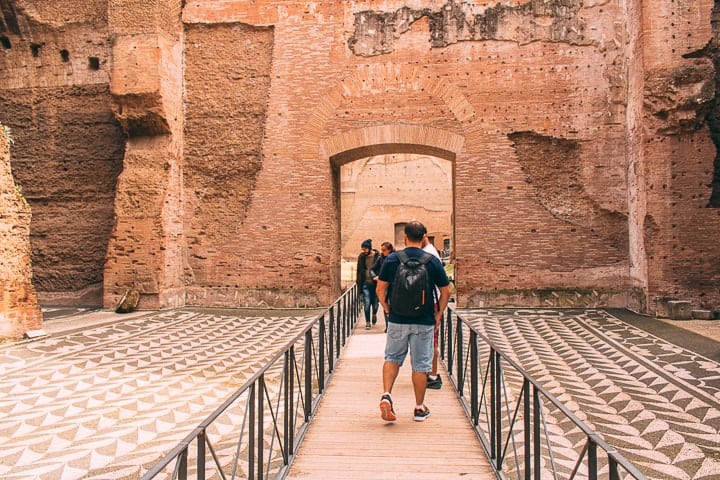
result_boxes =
[384,322,435,372]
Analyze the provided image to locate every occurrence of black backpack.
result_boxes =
[389,250,433,317]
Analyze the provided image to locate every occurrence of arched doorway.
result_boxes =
[322,125,463,292]
[338,152,453,287]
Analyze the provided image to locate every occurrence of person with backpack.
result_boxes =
[356,239,381,330]
[375,221,450,422]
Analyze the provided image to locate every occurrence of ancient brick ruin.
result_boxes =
[0,122,42,339]
[1,0,719,335]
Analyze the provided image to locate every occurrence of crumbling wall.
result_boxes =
[509,131,628,254]
[103,0,186,309]
[348,0,592,57]
[0,1,124,306]
[0,123,42,340]
[182,22,278,306]
[1,0,717,314]
[641,0,720,311]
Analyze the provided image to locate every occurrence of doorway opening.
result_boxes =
[338,152,453,287]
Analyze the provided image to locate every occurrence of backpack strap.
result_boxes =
[418,252,433,265]
[396,250,433,264]
[396,250,409,264]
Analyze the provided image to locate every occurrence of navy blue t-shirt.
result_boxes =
[378,247,450,326]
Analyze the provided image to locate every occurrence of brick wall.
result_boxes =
[0,0,718,314]
[340,153,453,260]
[0,125,42,339]
[0,4,124,306]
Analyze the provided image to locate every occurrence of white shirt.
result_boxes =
[423,242,441,259]
[423,243,442,300]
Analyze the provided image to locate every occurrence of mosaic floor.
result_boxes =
[0,309,320,479]
[1,308,718,479]
[456,308,720,480]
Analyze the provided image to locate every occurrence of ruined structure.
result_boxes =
[0,122,42,338]
[0,0,718,327]
[340,153,453,260]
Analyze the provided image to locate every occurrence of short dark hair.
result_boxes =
[404,221,426,242]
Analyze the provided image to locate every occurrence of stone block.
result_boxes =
[691,309,714,320]
[115,288,140,313]
[667,300,692,320]
[691,310,713,320]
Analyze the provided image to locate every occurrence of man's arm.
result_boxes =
[435,284,450,324]
[376,279,390,314]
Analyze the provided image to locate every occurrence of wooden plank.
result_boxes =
[286,325,496,479]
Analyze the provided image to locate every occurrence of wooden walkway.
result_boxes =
[286,322,496,480]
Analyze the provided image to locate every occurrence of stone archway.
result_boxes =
[323,125,463,291]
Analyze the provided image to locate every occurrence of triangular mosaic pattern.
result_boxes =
[457,308,720,480]
[0,309,319,479]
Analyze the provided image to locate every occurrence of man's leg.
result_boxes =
[361,284,372,328]
[380,358,401,422]
[431,324,439,375]
[380,323,406,422]
[411,370,428,406]
[427,325,442,389]
[370,286,379,325]
[383,361,400,393]
[408,324,434,421]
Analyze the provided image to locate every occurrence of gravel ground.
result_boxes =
[658,318,720,343]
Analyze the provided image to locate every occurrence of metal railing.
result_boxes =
[441,308,648,480]
[141,286,360,480]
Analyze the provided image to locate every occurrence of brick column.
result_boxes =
[0,126,42,339]
[103,2,186,309]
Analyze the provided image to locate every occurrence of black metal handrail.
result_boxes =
[441,308,648,480]
[141,285,360,480]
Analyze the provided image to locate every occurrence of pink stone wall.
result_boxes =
[0,0,717,314]
[0,125,42,339]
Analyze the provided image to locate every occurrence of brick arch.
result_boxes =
[305,63,476,161]
[322,125,465,167]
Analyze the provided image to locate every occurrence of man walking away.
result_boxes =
[375,221,450,422]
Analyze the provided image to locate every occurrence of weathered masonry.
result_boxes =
[1,0,719,336]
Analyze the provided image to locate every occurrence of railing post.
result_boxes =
[336,301,342,357]
[249,383,256,479]
[490,349,497,462]
[609,457,620,480]
[533,385,541,480]
[470,330,478,425]
[588,439,598,480]
[304,330,312,421]
[319,314,326,393]
[328,307,335,372]
[288,346,295,455]
[178,449,188,480]
[524,379,531,480]
[257,375,264,480]
[493,350,502,471]
[447,309,454,375]
[346,293,351,339]
[283,350,291,461]
[342,295,348,344]
[456,316,464,395]
[197,430,206,480]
